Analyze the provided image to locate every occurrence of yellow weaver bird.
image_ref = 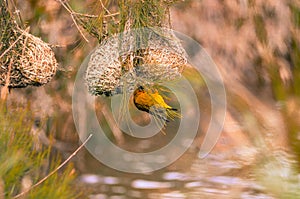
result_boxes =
[133,85,181,123]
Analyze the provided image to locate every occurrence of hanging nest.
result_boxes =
[79,0,187,96]
[86,28,187,96]
[134,28,187,80]
[0,2,57,88]
[85,36,122,96]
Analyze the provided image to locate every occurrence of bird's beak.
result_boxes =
[138,85,144,91]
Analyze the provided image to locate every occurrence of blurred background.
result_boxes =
[2,0,300,198]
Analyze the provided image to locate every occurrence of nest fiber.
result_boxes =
[86,28,187,96]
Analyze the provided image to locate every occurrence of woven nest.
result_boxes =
[0,4,57,88]
[85,37,122,96]
[0,30,58,88]
[86,28,187,96]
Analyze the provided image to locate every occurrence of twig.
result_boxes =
[70,9,118,18]
[70,12,98,18]
[9,0,24,28]
[70,14,89,42]
[105,12,120,17]
[0,27,30,60]
[13,134,93,199]
[56,0,73,14]
[57,0,89,42]
[57,0,119,42]
[98,0,112,15]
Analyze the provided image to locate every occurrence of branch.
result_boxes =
[57,0,89,42]
[70,13,89,42]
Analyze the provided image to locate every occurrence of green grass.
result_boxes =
[0,106,79,199]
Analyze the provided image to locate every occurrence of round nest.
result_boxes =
[86,28,187,96]
[19,31,57,85]
[0,30,57,88]
[0,3,57,88]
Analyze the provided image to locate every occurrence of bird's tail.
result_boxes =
[149,106,181,123]
[150,107,181,135]
[166,108,181,121]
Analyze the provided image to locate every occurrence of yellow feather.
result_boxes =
[133,86,181,122]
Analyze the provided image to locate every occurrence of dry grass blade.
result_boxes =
[98,0,111,15]
[13,134,93,199]
[70,13,89,42]
[57,0,89,42]
[58,0,119,42]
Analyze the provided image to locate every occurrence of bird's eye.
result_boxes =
[138,85,144,90]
